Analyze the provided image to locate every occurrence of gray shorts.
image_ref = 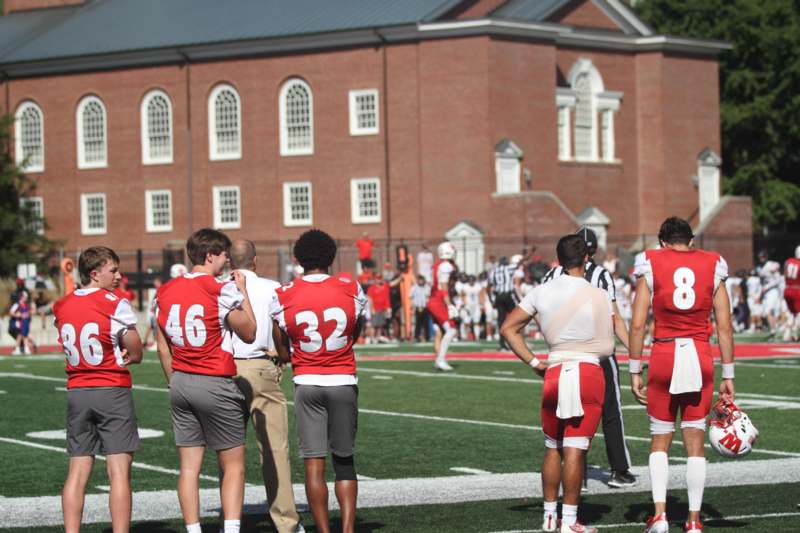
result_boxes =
[170,371,247,450]
[294,384,358,458]
[66,387,139,457]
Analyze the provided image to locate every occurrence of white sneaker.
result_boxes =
[542,513,558,532]
[644,513,669,533]
[560,521,597,533]
[434,360,454,371]
[11,348,22,355]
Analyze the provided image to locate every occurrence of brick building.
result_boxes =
[0,0,751,273]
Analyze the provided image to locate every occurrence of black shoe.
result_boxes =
[607,470,637,488]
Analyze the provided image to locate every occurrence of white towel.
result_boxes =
[556,361,584,419]
[669,338,703,394]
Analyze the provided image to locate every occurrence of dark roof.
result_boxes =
[0,0,461,64]
[491,0,569,21]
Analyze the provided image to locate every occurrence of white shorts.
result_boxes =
[461,305,481,324]
[748,299,763,318]
[762,290,782,317]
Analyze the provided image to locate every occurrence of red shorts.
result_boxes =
[647,339,714,423]
[427,297,454,329]
[541,362,605,448]
[785,288,800,314]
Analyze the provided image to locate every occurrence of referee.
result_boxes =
[543,227,636,488]
[489,255,522,350]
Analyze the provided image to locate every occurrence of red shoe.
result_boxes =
[683,520,702,532]
[560,521,597,533]
[644,513,669,533]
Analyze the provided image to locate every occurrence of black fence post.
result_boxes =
[136,249,144,312]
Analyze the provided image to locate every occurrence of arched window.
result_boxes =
[15,101,44,172]
[141,89,173,164]
[279,78,313,156]
[208,84,241,160]
[77,95,108,168]
[568,59,605,161]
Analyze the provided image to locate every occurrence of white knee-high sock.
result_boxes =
[562,503,578,526]
[649,451,669,504]
[686,456,706,512]
[437,328,456,362]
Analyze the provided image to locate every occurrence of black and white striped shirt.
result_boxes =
[543,260,616,302]
[489,264,518,294]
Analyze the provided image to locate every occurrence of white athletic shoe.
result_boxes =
[434,360,454,371]
[682,520,702,533]
[560,521,597,533]
[542,513,558,532]
[644,513,669,533]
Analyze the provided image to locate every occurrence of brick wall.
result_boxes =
[694,196,753,272]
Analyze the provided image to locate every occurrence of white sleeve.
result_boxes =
[355,282,368,318]
[518,287,538,316]
[438,263,454,285]
[714,256,729,291]
[633,252,653,292]
[110,299,138,351]
[513,268,524,280]
[268,290,287,331]
[218,281,244,330]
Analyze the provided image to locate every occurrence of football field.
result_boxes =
[1,340,799,532]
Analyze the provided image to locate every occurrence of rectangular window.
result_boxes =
[602,110,615,162]
[20,196,44,235]
[558,107,571,161]
[495,158,520,194]
[81,193,107,235]
[349,89,379,136]
[213,186,241,229]
[350,178,381,224]
[145,189,172,232]
[282,182,313,227]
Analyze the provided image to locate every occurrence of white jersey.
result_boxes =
[518,275,614,364]
[746,275,762,301]
[417,250,435,282]
[230,269,281,359]
[453,280,465,307]
[461,283,481,308]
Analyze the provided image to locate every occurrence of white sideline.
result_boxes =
[2,371,800,459]
[489,511,800,533]
[1,457,799,528]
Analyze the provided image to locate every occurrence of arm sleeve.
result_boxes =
[267,290,287,331]
[633,252,654,292]
[218,281,244,330]
[714,255,729,291]
[518,287,538,316]
[110,299,138,350]
[601,269,617,302]
[354,282,368,317]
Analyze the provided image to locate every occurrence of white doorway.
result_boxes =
[445,222,485,275]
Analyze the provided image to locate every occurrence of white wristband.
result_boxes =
[629,359,642,374]
[721,363,735,379]
[529,357,541,368]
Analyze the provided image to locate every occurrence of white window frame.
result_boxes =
[212,185,241,230]
[282,181,313,227]
[20,196,44,235]
[145,189,173,233]
[349,89,380,136]
[208,84,242,161]
[141,89,173,165]
[80,193,107,235]
[279,78,314,156]
[601,110,615,162]
[350,177,381,224]
[494,157,521,194]
[14,101,45,173]
[76,95,108,169]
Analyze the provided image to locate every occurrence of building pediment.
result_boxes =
[494,138,524,159]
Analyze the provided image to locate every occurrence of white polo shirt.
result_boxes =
[229,269,281,359]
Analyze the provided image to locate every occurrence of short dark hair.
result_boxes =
[556,234,588,270]
[294,229,337,271]
[186,228,232,266]
[658,217,694,246]
[78,246,120,285]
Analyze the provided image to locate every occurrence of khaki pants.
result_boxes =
[234,358,300,533]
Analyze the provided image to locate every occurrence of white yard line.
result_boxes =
[2,458,799,528]
[358,366,542,384]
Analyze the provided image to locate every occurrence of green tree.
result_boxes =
[0,115,57,277]
[636,0,800,231]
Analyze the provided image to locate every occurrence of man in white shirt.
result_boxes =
[501,235,614,533]
[228,240,304,533]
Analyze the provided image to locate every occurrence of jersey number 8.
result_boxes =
[673,267,696,310]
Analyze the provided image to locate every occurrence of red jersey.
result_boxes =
[355,238,374,260]
[634,248,728,341]
[53,288,138,388]
[270,274,366,376]
[155,273,243,377]
[369,283,391,312]
[785,258,800,290]
[430,259,455,301]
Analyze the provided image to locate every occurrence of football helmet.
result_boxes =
[438,241,456,260]
[795,244,800,259]
[510,254,524,267]
[708,399,758,457]
[169,263,188,278]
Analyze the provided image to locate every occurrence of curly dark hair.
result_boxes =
[658,217,694,246]
[294,229,337,271]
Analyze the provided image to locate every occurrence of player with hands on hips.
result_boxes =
[628,217,734,533]
[53,246,144,533]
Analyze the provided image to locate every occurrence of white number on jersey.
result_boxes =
[788,262,799,280]
[165,304,207,348]
[295,306,348,352]
[673,267,696,310]
[61,322,104,366]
